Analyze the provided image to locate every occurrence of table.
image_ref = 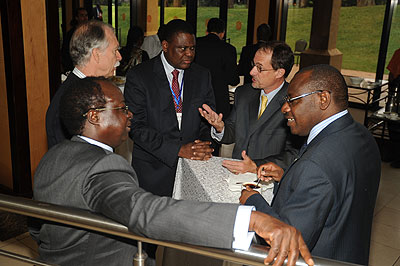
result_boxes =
[367,107,400,140]
[344,76,389,127]
[173,156,274,205]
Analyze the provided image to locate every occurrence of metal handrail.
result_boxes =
[0,193,359,266]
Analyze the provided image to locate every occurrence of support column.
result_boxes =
[300,0,343,70]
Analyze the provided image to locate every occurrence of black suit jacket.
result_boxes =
[246,113,381,265]
[195,34,239,118]
[124,55,215,196]
[46,72,81,149]
[221,82,302,169]
[238,43,260,84]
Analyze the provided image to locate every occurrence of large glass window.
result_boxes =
[163,0,187,24]
[386,3,400,75]
[197,0,220,38]
[337,2,387,73]
[285,1,313,59]
[227,1,248,57]
[117,0,130,46]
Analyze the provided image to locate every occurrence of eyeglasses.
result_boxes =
[284,90,324,104]
[251,61,275,73]
[82,105,129,117]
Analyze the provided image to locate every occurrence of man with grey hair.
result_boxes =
[46,20,122,148]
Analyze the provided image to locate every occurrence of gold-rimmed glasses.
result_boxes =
[82,105,129,117]
[251,61,275,73]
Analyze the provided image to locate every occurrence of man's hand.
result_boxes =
[178,140,213,161]
[257,162,284,183]
[239,186,259,204]
[198,104,224,132]
[249,211,314,266]
[222,150,257,174]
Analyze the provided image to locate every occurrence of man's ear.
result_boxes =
[319,91,331,110]
[92,48,100,64]
[161,40,168,52]
[86,110,101,125]
[275,68,285,79]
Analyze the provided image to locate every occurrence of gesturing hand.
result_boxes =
[222,150,257,174]
[249,211,314,266]
[198,104,224,133]
[178,140,213,161]
[257,162,284,183]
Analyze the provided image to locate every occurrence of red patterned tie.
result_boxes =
[171,69,182,113]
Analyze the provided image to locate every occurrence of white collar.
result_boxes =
[77,135,113,152]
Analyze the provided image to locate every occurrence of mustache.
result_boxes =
[114,61,120,67]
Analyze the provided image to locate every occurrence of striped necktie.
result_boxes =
[258,95,268,119]
[171,69,182,113]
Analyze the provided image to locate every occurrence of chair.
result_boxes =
[294,39,308,65]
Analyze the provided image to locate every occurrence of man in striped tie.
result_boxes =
[199,41,303,174]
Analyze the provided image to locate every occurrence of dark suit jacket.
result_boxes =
[195,34,239,118]
[46,72,81,149]
[238,43,260,84]
[124,55,215,196]
[221,82,302,169]
[30,136,238,266]
[246,113,381,265]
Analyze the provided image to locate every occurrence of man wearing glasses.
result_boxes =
[240,65,381,265]
[199,41,303,173]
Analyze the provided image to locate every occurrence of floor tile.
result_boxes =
[394,256,400,266]
[387,195,400,212]
[0,239,38,266]
[373,207,400,230]
[0,237,17,248]
[18,236,38,253]
[369,240,400,266]
[371,221,400,249]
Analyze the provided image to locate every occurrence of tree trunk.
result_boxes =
[173,0,182,7]
[228,0,234,8]
[357,0,375,6]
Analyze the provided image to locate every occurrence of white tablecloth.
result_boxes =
[173,156,274,204]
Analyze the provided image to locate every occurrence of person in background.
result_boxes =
[241,64,381,265]
[46,20,122,149]
[117,26,149,76]
[92,4,103,21]
[195,18,240,119]
[238,23,272,84]
[141,24,165,59]
[386,48,400,168]
[199,41,302,174]
[61,7,88,73]
[31,77,314,266]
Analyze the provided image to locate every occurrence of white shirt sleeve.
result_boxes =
[232,205,255,250]
[211,126,225,142]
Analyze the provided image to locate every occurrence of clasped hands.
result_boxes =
[178,140,213,160]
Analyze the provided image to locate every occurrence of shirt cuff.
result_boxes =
[232,205,255,250]
[211,126,225,142]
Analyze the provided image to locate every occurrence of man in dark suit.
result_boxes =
[238,23,271,84]
[124,19,215,197]
[31,77,313,266]
[241,64,381,265]
[195,18,239,119]
[46,20,122,149]
[200,41,302,174]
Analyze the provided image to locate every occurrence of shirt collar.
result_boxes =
[307,110,349,145]
[72,67,86,79]
[161,52,185,75]
[77,135,113,152]
[260,81,285,100]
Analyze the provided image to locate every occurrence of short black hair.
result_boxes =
[257,23,271,42]
[60,77,108,136]
[258,41,294,78]
[298,64,348,110]
[162,19,194,42]
[207,18,225,34]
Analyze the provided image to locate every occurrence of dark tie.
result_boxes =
[171,69,182,113]
[298,143,308,157]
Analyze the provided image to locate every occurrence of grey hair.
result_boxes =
[70,20,114,67]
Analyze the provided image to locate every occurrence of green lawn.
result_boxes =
[61,4,400,74]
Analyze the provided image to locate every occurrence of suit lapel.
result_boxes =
[248,83,287,136]
[272,113,354,205]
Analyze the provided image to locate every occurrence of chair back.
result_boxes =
[294,39,307,52]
